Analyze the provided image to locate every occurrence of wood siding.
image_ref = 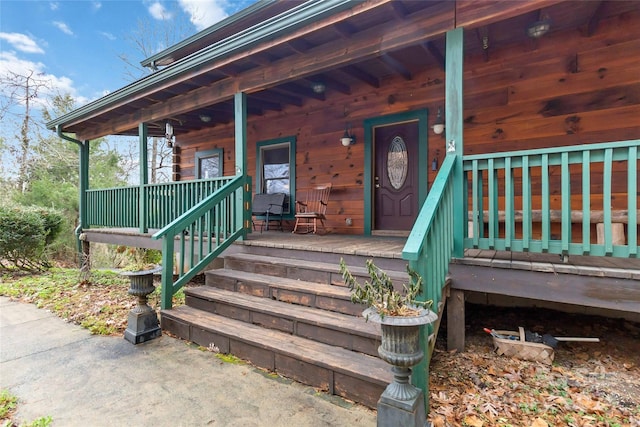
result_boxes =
[175,9,640,236]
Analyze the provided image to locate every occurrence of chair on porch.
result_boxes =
[252,192,286,232]
[292,183,332,234]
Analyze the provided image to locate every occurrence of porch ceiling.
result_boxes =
[51,0,637,141]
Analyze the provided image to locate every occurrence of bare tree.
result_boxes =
[117,9,192,184]
[0,70,51,191]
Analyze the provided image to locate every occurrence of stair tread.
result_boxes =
[163,305,391,384]
[206,268,353,299]
[186,286,380,338]
[225,252,409,280]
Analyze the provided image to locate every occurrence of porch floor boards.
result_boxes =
[242,231,640,275]
[84,227,640,270]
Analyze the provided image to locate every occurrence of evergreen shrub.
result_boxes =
[0,204,64,271]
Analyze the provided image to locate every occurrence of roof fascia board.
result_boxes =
[78,1,454,140]
[47,0,356,132]
[140,0,278,69]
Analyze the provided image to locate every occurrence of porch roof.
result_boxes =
[46,0,633,142]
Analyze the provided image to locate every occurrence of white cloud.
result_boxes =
[93,1,102,10]
[179,0,228,31]
[148,2,173,21]
[53,21,74,36]
[0,32,45,54]
[0,50,81,110]
[99,31,116,41]
[49,2,59,11]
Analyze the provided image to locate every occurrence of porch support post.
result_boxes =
[447,27,465,257]
[78,140,90,271]
[234,92,249,236]
[139,122,148,234]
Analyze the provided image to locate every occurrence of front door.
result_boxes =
[373,120,419,232]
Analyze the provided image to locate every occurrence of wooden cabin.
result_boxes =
[48,0,639,414]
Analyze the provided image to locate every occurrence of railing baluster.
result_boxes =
[603,148,614,255]
[522,156,531,251]
[505,157,513,250]
[488,158,497,249]
[628,146,638,257]
[541,154,550,252]
[561,152,571,254]
[471,160,480,247]
[582,151,591,254]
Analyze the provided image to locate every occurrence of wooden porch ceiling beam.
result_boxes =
[252,90,303,107]
[279,82,325,101]
[332,21,358,39]
[380,53,412,80]
[288,38,315,54]
[77,1,456,140]
[390,2,409,19]
[248,97,282,112]
[341,65,380,88]
[455,0,565,30]
[422,41,445,71]
[587,1,606,37]
[322,75,351,95]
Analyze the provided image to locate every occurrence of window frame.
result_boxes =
[195,148,223,179]
[255,136,296,218]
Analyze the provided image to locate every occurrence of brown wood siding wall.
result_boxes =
[175,10,640,236]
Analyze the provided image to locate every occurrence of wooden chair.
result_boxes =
[252,193,286,232]
[292,184,332,234]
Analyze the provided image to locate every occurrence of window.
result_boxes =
[195,149,223,179]
[256,137,296,215]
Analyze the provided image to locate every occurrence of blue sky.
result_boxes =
[0,0,257,108]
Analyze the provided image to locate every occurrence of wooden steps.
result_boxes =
[161,250,403,408]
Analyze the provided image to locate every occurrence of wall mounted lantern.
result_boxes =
[341,123,355,146]
[432,108,445,135]
[165,122,174,148]
[199,114,211,123]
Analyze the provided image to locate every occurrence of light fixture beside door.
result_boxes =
[432,107,445,135]
[341,123,355,146]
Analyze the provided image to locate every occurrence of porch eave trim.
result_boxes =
[46,0,355,133]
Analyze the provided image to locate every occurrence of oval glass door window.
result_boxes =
[387,136,408,190]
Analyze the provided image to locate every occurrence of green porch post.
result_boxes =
[78,139,90,270]
[447,28,465,257]
[235,92,249,236]
[139,123,148,233]
[78,140,89,239]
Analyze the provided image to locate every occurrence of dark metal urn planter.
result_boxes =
[121,266,162,344]
[364,306,438,427]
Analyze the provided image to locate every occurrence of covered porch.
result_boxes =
[46,0,640,415]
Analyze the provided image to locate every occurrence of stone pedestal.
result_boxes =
[362,307,437,427]
[378,388,429,427]
[122,267,162,344]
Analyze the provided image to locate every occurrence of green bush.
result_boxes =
[0,204,64,271]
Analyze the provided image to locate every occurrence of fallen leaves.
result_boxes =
[429,305,640,426]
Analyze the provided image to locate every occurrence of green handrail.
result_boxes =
[463,139,639,258]
[152,175,251,309]
[401,153,457,408]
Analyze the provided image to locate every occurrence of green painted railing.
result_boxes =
[402,153,457,406]
[463,140,639,258]
[85,177,234,229]
[152,175,251,310]
[86,186,140,227]
[144,178,235,229]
